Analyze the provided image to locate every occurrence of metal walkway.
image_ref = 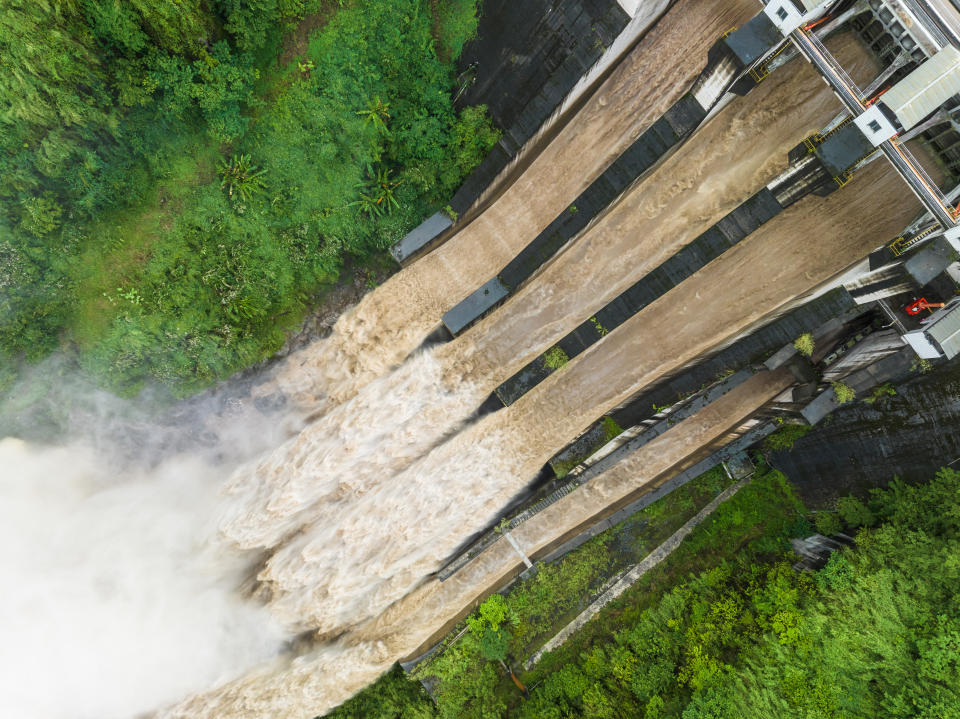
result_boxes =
[790,26,958,228]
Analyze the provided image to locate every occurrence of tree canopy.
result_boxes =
[1,0,493,398]
[330,468,960,719]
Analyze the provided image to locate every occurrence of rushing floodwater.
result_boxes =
[5,4,928,718]
[220,31,874,601]
[263,0,761,417]
[164,154,919,718]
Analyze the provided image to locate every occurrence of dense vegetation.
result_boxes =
[1,0,497,397]
[327,467,960,718]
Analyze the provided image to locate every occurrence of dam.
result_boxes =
[162,1,960,716]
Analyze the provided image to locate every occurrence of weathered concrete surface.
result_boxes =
[772,357,960,506]
[449,0,631,216]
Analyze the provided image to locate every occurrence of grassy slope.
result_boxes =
[39,0,490,399]
[327,466,809,718]
[404,467,804,714]
[68,137,221,349]
[330,467,960,719]
[519,470,806,686]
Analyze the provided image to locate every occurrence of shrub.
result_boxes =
[814,551,853,591]
[786,515,813,538]
[793,333,815,357]
[836,496,875,528]
[814,510,843,536]
[864,382,896,405]
[219,154,267,201]
[601,416,624,441]
[543,346,569,370]
[589,316,610,336]
[435,0,481,60]
[763,423,810,452]
[831,381,856,404]
[20,195,63,238]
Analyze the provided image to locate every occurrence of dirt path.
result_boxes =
[277,4,341,67]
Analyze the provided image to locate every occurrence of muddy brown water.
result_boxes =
[443,33,881,386]
[219,34,881,562]
[200,163,922,719]
[162,18,927,719]
[220,0,805,559]
[266,0,762,414]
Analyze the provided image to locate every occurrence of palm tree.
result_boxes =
[350,166,404,217]
[355,96,390,133]
[218,154,267,201]
[350,191,384,217]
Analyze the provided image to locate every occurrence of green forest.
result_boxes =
[328,467,960,719]
[1,0,496,398]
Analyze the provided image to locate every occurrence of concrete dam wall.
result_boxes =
[165,1,960,716]
[447,0,630,217]
[771,359,960,505]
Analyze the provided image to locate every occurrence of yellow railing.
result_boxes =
[749,65,770,83]
[749,42,790,83]
[888,225,939,256]
[833,171,853,189]
[803,135,820,153]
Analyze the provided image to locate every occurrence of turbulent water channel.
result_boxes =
[7,2,928,717]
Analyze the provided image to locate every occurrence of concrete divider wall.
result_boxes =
[549,289,859,468]
[496,189,797,405]
[447,0,630,216]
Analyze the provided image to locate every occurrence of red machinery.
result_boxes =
[905,297,945,316]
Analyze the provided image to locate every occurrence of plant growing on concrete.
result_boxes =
[794,332,815,357]
[551,455,581,479]
[589,315,610,336]
[601,415,624,441]
[762,423,810,452]
[864,382,897,405]
[543,346,569,370]
[832,381,856,404]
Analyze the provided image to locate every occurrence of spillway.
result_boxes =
[446,33,878,389]
[253,160,918,638]
[156,1,960,717]
[163,157,919,716]
[162,366,793,719]
[219,31,877,560]
[264,0,761,415]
